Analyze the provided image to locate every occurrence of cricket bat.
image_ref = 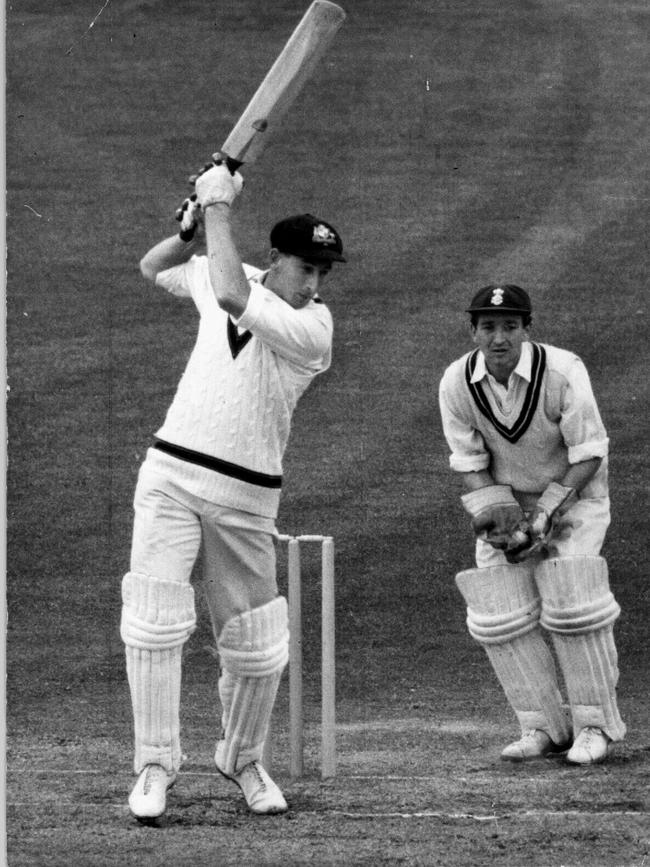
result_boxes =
[215,1,346,171]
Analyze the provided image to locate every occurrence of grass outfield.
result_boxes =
[6,0,650,865]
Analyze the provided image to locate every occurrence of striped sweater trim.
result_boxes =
[153,439,282,489]
[464,343,547,443]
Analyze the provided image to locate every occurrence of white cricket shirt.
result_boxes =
[147,256,333,516]
[438,341,609,500]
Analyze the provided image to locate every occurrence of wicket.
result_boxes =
[266,534,336,779]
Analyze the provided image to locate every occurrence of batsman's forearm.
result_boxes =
[140,234,201,283]
[204,205,251,317]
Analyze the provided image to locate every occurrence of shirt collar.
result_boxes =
[470,341,533,384]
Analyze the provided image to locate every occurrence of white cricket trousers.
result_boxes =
[131,461,278,599]
[122,460,280,774]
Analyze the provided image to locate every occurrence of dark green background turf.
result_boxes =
[6,1,649,864]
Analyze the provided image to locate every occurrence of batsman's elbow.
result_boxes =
[139,256,159,284]
[215,290,248,319]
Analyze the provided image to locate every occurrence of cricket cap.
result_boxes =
[466,284,532,315]
[270,214,346,263]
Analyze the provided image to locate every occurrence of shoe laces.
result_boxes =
[143,765,165,795]
[579,726,602,745]
[241,762,267,791]
[521,729,544,742]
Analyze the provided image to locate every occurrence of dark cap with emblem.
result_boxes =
[270,214,346,263]
[466,284,532,314]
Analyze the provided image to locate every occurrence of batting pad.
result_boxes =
[536,556,626,741]
[215,596,289,776]
[456,566,570,744]
[120,572,197,774]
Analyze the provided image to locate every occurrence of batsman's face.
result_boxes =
[267,251,331,309]
[471,314,530,382]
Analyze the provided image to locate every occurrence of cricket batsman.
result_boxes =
[119,161,346,821]
[438,285,626,763]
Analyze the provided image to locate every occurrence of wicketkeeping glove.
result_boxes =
[192,160,244,209]
[175,193,202,242]
[505,482,578,562]
[461,485,526,551]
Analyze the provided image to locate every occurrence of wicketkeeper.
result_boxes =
[438,285,625,764]
[120,161,345,822]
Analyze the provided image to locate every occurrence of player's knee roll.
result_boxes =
[535,556,621,634]
[120,571,197,650]
[218,596,289,677]
[455,564,541,645]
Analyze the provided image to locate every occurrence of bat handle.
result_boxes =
[212,152,243,175]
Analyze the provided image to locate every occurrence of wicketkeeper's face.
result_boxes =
[267,251,331,309]
[471,314,530,378]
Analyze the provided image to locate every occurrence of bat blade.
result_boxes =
[217,0,345,169]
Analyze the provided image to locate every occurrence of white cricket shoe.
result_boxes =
[221,761,288,814]
[501,729,568,761]
[128,764,176,822]
[566,727,611,765]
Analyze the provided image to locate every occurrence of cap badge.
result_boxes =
[313,224,337,246]
[490,288,505,306]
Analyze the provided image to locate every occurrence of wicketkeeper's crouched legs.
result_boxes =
[456,565,571,746]
[215,596,289,776]
[536,556,626,743]
[120,572,196,775]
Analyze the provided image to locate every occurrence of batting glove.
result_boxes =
[193,160,244,209]
[175,193,202,242]
[461,485,526,551]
